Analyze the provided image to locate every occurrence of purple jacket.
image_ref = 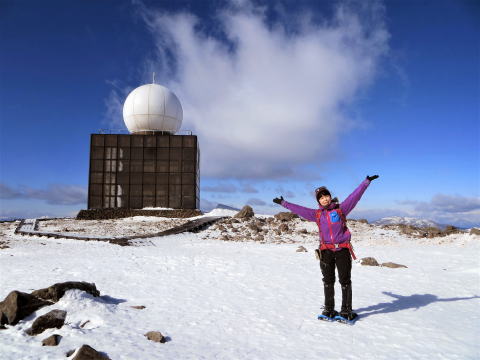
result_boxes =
[281,179,370,246]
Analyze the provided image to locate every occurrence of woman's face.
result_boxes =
[318,194,332,207]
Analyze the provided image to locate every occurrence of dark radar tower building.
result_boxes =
[87,82,199,210]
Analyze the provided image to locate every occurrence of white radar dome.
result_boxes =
[123,83,183,134]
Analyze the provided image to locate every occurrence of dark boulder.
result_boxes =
[25,309,67,336]
[234,206,254,219]
[71,345,110,360]
[360,257,380,266]
[145,331,166,343]
[470,228,480,236]
[42,334,62,346]
[0,291,51,326]
[274,212,298,222]
[31,281,100,302]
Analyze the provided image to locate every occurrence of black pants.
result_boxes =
[320,248,352,312]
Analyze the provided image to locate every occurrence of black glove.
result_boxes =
[367,175,379,181]
[273,196,284,205]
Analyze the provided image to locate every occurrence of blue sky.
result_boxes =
[0,0,478,227]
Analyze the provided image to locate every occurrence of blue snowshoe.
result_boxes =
[317,309,338,322]
[334,312,359,325]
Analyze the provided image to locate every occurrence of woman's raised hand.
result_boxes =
[273,196,284,204]
[367,175,379,181]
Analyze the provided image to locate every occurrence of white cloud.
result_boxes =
[137,0,389,179]
[0,183,87,206]
[398,194,480,228]
[247,197,267,206]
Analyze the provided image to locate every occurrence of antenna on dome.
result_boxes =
[152,72,156,84]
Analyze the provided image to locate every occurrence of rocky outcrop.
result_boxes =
[71,345,111,359]
[25,309,67,335]
[278,224,289,233]
[145,331,167,343]
[274,212,298,222]
[0,291,51,326]
[470,228,480,235]
[234,206,254,219]
[31,282,100,302]
[0,282,99,326]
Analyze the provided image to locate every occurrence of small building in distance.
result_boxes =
[87,82,199,210]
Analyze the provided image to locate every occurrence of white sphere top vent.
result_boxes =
[123,83,183,134]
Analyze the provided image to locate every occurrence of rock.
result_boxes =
[42,334,62,346]
[278,224,289,233]
[234,206,254,219]
[296,246,308,252]
[444,225,460,234]
[266,217,275,224]
[423,227,442,238]
[216,224,227,232]
[230,218,240,224]
[71,345,110,359]
[220,235,230,241]
[470,228,480,236]
[26,309,67,336]
[274,212,298,222]
[297,229,308,234]
[0,291,51,326]
[130,305,146,310]
[381,262,408,268]
[145,331,166,343]
[66,349,76,357]
[248,223,261,233]
[31,281,100,302]
[357,219,369,224]
[254,235,264,242]
[360,257,380,266]
[80,320,90,328]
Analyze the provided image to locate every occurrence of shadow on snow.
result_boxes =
[356,292,480,319]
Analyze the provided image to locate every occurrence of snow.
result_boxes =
[0,217,479,360]
[204,208,240,217]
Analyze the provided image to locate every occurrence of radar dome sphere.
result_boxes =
[123,83,183,134]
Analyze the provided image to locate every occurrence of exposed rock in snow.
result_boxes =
[274,212,299,222]
[234,205,255,219]
[71,344,110,360]
[470,228,480,235]
[144,331,166,343]
[25,309,66,336]
[381,262,408,268]
[31,282,100,302]
[0,291,51,325]
[41,334,61,346]
[360,257,380,266]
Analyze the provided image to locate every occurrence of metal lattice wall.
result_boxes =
[88,134,200,209]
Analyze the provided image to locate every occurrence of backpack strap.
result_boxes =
[315,209,325,244]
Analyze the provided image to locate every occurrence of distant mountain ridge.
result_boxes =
[373,216,443,229]
[215,204,241,211]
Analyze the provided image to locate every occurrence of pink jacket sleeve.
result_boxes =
[340,179,371,216]
[281,200,317,222]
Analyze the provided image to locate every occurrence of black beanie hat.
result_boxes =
[315,186,331,201]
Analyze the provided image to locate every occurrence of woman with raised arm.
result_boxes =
[273,175,379,322]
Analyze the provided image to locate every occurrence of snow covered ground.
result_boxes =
[0,214,479,360]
